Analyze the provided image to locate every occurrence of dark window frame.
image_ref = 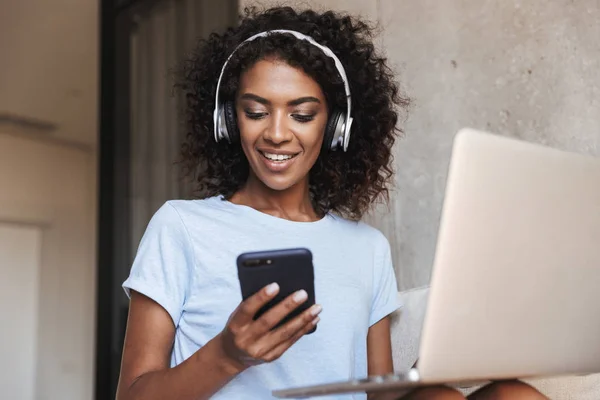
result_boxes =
[97,1,159,398]
[97,1,238,397]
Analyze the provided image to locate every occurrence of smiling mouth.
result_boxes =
[259,151,300,162]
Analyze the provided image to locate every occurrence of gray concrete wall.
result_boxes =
[241,0,600,291]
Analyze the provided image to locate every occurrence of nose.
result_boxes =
[262,109,293,144]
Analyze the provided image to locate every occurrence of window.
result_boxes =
[97,1,237,397]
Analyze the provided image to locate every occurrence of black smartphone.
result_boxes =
[236,247,317,334]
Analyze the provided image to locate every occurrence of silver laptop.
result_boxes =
[273,128,600,398]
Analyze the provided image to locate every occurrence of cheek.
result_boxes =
[300,120,327,153]
[237,120,261,150]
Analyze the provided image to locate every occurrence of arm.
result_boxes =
[367,316,394,375]
[116,291,242,400]
[366,317,395,400]
[116,285,321,400]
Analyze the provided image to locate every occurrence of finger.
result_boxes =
[249,289,309,336]
[233,282,280,324]
[246,304,321,358]
[261,316,320,362]
[265,304,322,348]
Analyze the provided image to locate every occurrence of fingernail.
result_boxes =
[312,316,320,325]
[265,283,279,295]
[310,305,322,316]
[293,290,308,303]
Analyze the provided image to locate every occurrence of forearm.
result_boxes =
[368,391,411,400]
[118,334,245,400]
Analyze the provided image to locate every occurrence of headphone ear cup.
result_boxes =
[323,110,344,151]
[223,101,239,144]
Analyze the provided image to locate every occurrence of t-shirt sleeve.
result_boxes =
[369,234,402,327]
[122,202,195,327]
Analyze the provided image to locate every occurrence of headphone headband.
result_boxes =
[213,29,353,151]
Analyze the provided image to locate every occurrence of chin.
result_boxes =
[248,155,306,192]
[259,176,299,192]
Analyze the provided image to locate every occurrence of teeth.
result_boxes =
[263,152,294,161]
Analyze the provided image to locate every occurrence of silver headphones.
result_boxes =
[212,29,354,152]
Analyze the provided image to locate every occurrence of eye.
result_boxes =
[244,110,267,120]
[291,113,316,123]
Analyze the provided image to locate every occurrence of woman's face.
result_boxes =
[236,58,328,192]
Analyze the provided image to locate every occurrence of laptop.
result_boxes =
[273,128,600,398]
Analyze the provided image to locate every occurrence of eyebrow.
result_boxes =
[288,96,321,106]
[239,93,321,106]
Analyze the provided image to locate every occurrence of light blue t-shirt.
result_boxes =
[123,196,401,400]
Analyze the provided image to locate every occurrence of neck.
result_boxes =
[230,173,320,222]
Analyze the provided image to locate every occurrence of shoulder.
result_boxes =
[145,197,227,234]
[161,196,229,221]
[328,214,390,250]
[166,196,225,214]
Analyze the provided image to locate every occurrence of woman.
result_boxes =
[117,6,547,400]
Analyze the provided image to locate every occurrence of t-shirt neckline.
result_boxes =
[214,195,333,228]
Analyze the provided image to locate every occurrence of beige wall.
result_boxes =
[0,136,97,400]
[0,0,98,398]
[241,0,377,18]
[241,0,600,291]
[0,0,98,147]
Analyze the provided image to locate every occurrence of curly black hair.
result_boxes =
[175,5,409,220]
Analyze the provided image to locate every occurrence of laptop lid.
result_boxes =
[272,128,600,398]
[418,128,600,382]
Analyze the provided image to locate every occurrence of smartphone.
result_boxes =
[237,247,317,334]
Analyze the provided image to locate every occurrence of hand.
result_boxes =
[217,283,322,369]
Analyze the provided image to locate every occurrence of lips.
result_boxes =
[257,149,300,173]
[262,151,295,161]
